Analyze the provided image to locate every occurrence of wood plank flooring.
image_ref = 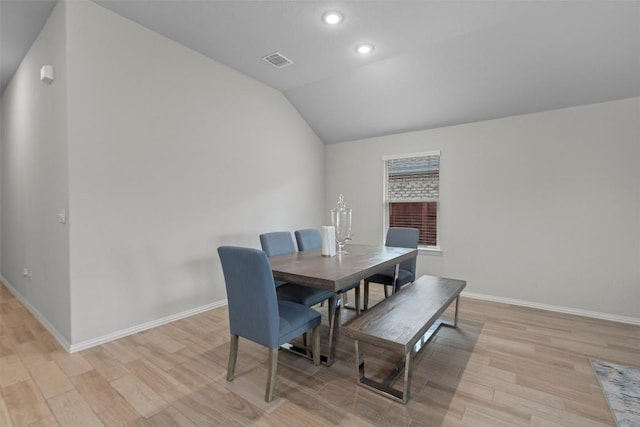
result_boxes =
[1,282,638,426]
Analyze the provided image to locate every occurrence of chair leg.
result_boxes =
[227,334,239,381]
[265,348,278,402]
[311,326,320,366]
[383,285,390,298]
[363,281,369,311]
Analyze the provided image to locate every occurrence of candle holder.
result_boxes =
[331,194,352,254]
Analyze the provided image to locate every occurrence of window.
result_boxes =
[384,152,440,249]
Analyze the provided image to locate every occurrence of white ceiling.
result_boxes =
[2,0,639,144]
[0,0,57,91]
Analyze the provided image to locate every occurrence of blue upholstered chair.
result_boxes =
[260,232,337,309]
[294,228,323,252]
[217,246,320,402]
[295,228,362,314]
[259,231,293,289]
[363,227,420,310]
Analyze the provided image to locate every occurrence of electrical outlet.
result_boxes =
[23,268,31,278]
[58,208,67,224]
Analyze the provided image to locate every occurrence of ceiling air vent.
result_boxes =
[262,52,294,68]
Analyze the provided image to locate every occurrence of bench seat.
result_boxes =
[342,275,466,403]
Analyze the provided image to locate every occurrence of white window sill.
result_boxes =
[418,246,442,256]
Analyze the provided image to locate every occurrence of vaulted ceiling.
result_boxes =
[2,0,639,144]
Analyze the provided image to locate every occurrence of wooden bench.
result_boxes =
[342,275,466,403]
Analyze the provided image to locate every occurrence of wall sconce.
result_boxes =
[40,65,54,84]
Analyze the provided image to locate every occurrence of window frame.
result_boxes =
[382,151,442,254]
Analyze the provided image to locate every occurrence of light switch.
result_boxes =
[58,208,66,224]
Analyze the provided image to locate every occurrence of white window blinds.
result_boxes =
[385,152,440,247]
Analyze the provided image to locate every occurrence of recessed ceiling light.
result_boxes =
[355,44,374,55]
[322,11,343,25]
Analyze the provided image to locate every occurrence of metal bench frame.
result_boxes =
[343,275,465,403]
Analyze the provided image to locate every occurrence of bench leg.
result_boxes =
[350,288,464,404]
[440,295,460,329]
[355,340,364,379]
[402,348,412,403]
[354,340,413,404]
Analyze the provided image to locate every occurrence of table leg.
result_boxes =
[453,296,460,327]
[280,295,339,366]
[342,284,362,313]
[391,263,400,295]
[326,295,340,365]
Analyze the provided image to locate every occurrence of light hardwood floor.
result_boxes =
[1,282,638,426]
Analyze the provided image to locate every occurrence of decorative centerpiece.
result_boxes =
[330,194,352,254]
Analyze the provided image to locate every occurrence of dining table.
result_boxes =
[268,243,418,365]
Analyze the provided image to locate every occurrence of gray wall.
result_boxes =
[0,2,71,343]
[1,0,325,349]
[2,0,637,352]
[65,0,325,346]
[326,98,640,320]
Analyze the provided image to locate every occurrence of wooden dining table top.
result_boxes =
[269,244,418,292]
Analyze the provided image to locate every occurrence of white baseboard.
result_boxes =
[69,299,227,353]
[1,275,73,351]
[4,273,637,354]
[462,291,640,326]
[1,274,227,353]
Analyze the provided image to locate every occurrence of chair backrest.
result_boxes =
[259,231,296,257]
[217,246,280,348]
[385,227,420,275]
[295,228,322,251]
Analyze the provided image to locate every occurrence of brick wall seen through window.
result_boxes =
[385,153,440,248]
